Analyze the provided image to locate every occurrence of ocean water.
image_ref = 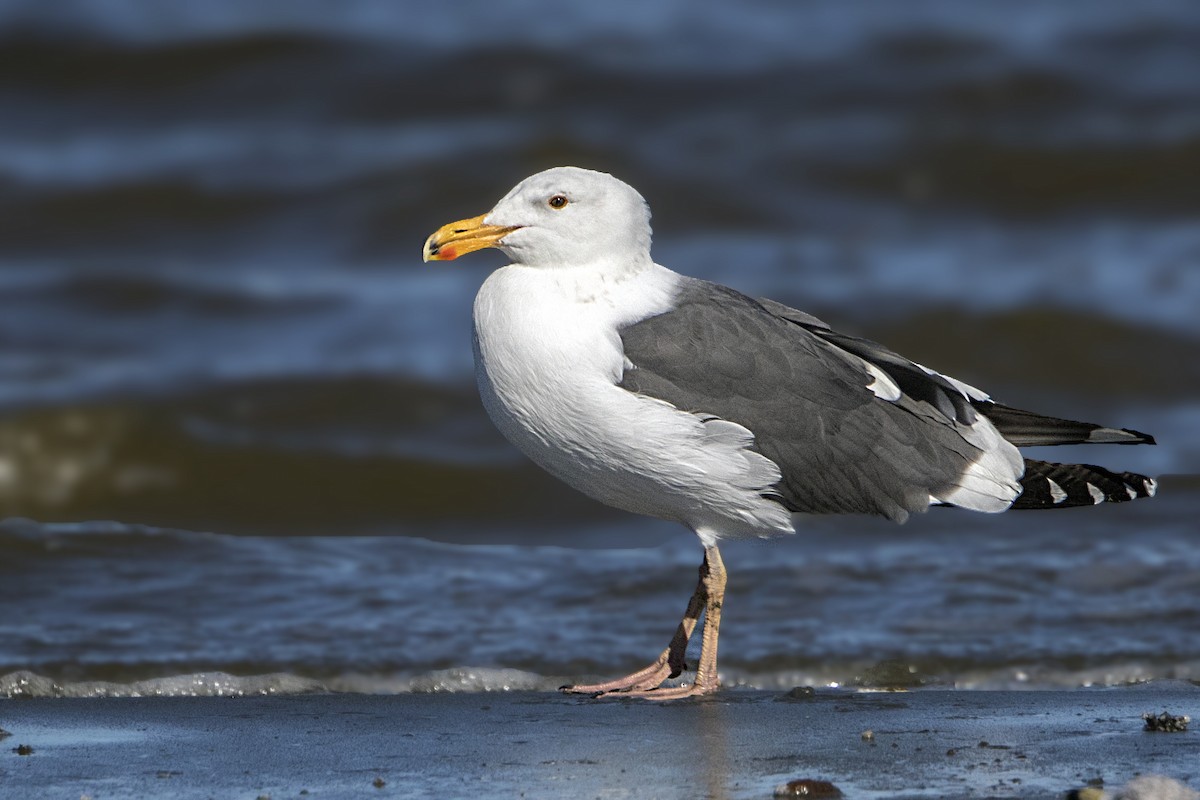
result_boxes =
[1,0,1198,696]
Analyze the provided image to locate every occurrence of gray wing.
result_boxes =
[618,279,984,522]
[758,297,1155,448]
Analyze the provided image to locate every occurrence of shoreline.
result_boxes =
[3,684,1197,799]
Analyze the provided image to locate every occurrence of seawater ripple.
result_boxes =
[2,485,1197,693]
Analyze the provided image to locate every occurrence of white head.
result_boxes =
[423,167,653,270]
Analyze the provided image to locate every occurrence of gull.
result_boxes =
[423,166,1157,699]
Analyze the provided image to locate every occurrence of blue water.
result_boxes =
[0,0,1197,695]
[3,484,1197,696]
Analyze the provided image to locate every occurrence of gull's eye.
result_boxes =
[548,194,568,209]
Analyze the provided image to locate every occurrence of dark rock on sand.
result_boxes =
[774,778,843,797]
[1142,711,1190,732]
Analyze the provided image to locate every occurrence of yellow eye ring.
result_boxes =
[548,194,568,209]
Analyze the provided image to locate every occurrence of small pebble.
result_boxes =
[1143,711,1190,732]
[13,744,33,756]
[860,730,874,742]
[373,777,387,788]
[1068,774,1200,800]
[773,778,843,798]
[1117,775,1200,799]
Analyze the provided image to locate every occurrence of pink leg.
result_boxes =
[561,545,727,699]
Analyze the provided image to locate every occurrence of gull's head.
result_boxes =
[423,166,652,270]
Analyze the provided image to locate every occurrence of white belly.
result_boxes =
[471,262,794,544]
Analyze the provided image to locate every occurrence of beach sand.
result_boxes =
[2,684,1197,799]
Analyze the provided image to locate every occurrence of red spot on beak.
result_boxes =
[439,246,458,260]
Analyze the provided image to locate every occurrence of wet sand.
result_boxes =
[2,684,1196,799]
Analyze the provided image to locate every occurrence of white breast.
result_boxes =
[471,261,794,545]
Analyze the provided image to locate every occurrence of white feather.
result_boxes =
[929,414,1023,512]
[916,362,992,402]
[864,362,902,401]
[473,259,793,546]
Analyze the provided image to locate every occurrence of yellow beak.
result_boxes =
[422,214,520,262]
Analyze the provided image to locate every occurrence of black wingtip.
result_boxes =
[1086,426,1156,446]
[977,403,1156,448]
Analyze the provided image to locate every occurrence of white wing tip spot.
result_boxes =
[1086,482,1105,505]
[915,362,992,402]
[1144,478,1158,497]
[865,363,902,401]
[1047,478,1068,505]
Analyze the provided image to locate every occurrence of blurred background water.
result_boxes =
[1,0,1198,696]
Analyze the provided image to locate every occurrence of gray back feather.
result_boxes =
[618,279,982,522]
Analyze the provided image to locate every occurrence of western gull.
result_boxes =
[423,166,1158,700]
